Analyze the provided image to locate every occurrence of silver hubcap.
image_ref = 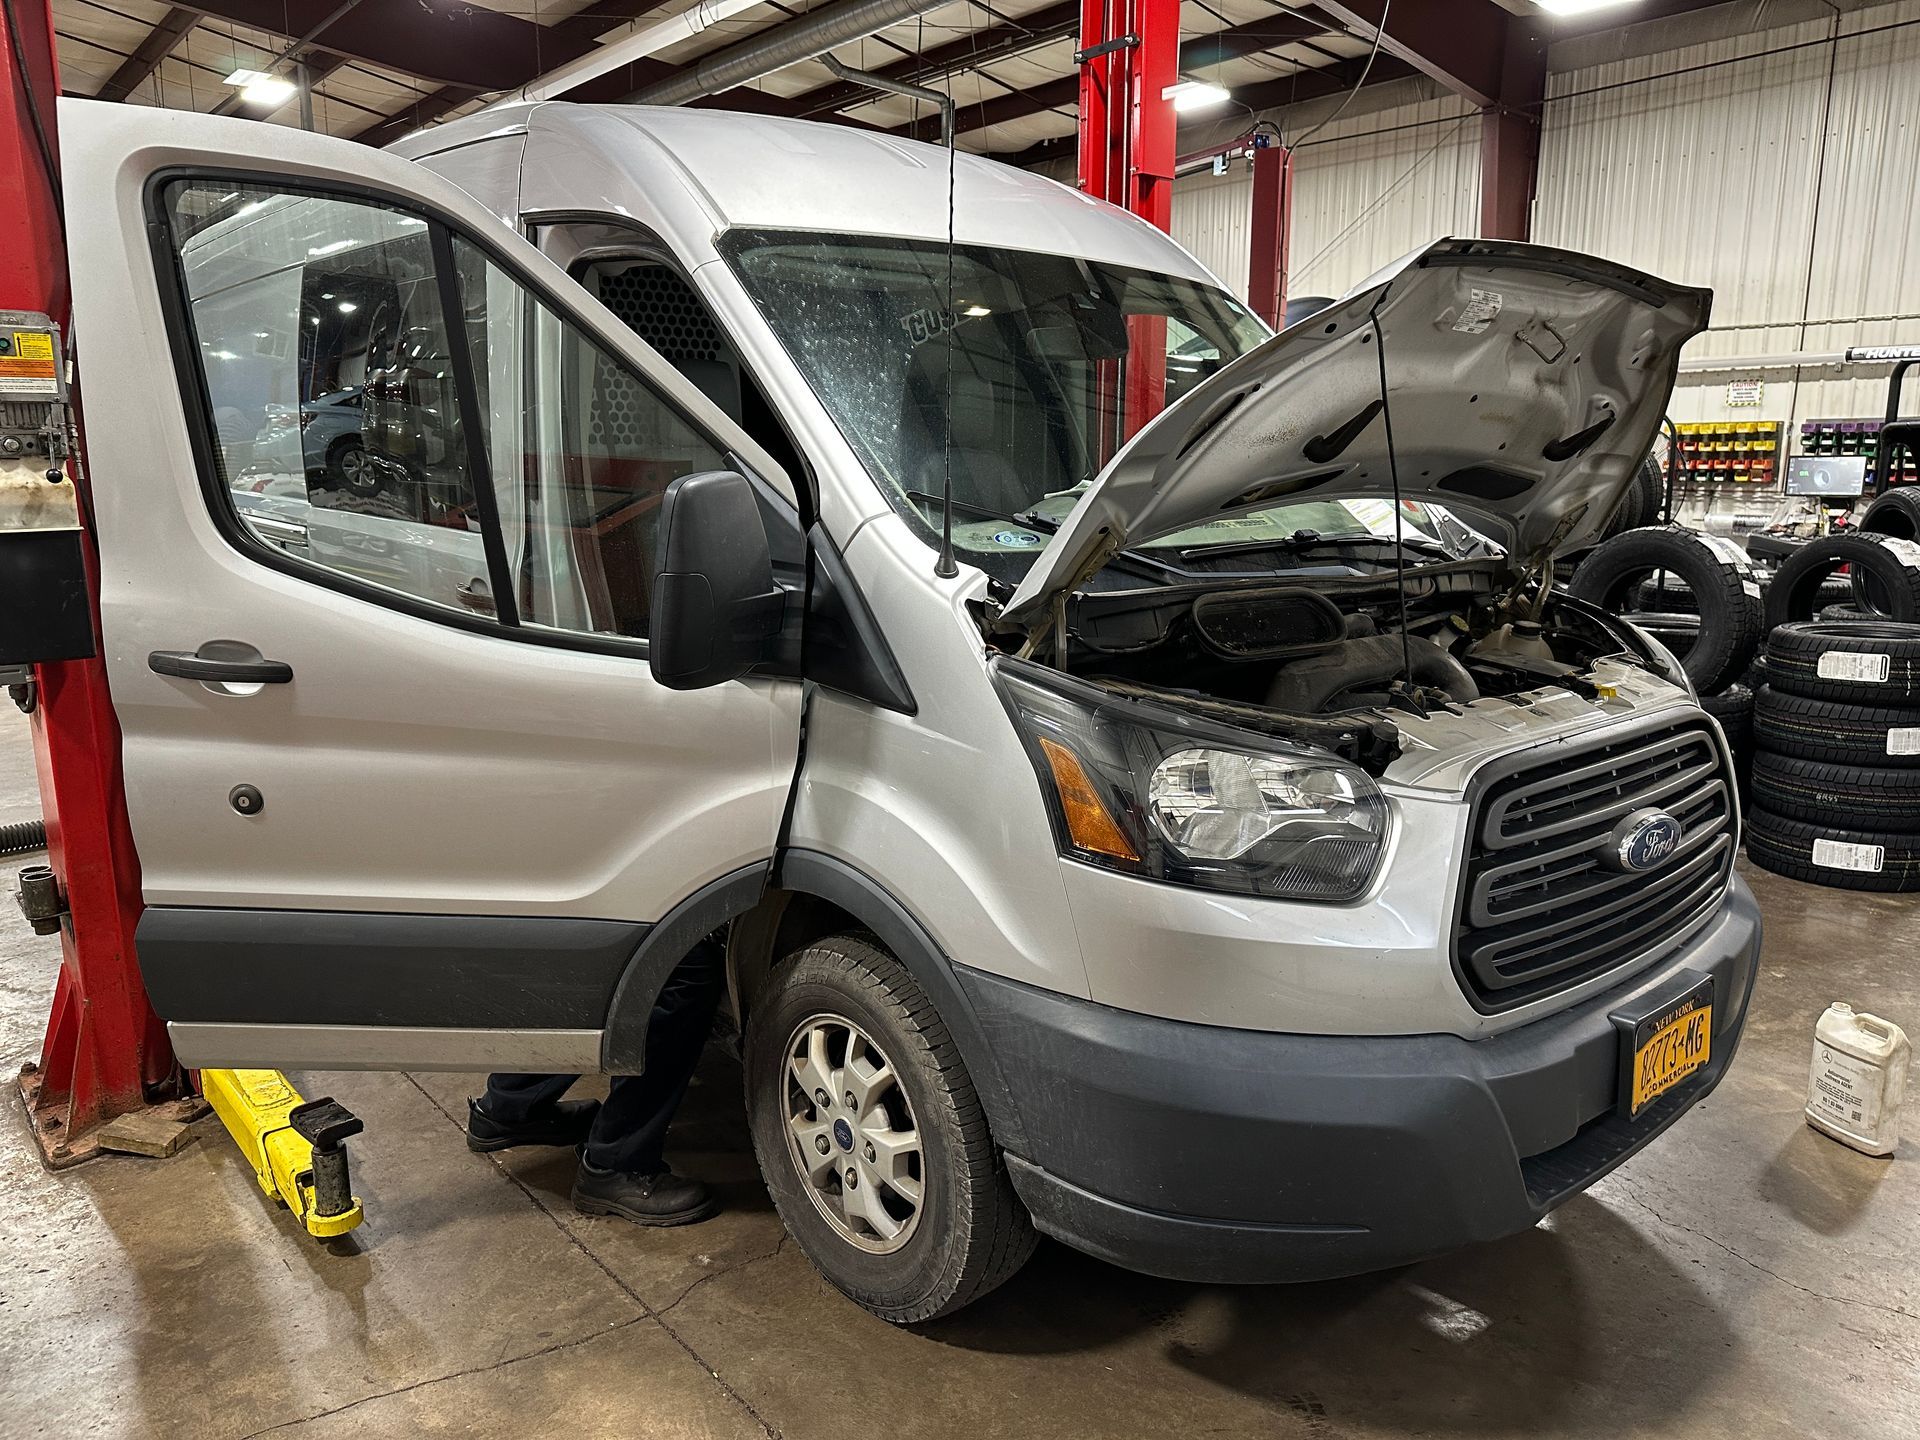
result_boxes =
[340,447,373,489]
[783,1013,923,1253]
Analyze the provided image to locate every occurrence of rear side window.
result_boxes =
[452,239,728,640]
[155,177,740,644]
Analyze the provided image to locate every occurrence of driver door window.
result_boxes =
[159,178,736,646]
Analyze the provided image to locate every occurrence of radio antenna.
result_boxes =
[934,89,959,579]
[1368,302,1415,693]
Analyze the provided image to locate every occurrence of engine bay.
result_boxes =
[984,552,1685,776]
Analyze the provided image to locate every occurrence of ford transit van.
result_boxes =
[58,99,1759,1322]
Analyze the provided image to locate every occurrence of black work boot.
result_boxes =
[465,1097,600,1153]
[572,1162,719,1226]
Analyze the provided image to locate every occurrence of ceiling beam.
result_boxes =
[893,11,1355,146]
[346,0,816,146]
[786,0,1079,119]
[1001,52,1417,166]
[94,6,198,102]
[1309,0,1507,108]
[180,1,605,90]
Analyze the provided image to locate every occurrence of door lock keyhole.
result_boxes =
[229,784,265,816]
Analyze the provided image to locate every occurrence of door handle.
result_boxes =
[149,645,293,684]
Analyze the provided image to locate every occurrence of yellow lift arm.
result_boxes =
[200,1069,365,1239]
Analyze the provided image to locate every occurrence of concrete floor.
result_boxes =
[0,711,1915,1440]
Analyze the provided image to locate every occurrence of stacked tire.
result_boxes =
[1569,525,1763,781]
[1748,621,1920,892]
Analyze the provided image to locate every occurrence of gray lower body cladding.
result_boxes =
[960,876,1762,1284]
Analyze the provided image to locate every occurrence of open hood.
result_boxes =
[999,238,1710,628]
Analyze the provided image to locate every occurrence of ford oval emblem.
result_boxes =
[1608,808,1683,873]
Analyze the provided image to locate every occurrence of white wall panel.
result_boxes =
[1170,88,1479,306]
[1172,165,1253,298]
[1285,93,1482,302]
[1537,0,1920,440]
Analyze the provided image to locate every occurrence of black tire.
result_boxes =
[744,934,1035,1323]
[1745,808,1920,892]
[1764,620,1920,706]
[1700,681,1753,750]
[1569,525,1762,693]
[1751,752,1920,832]
[1818,604,1872,622]
[1859,487,1920,542]
[1635,578,1697,613]
[0,818,46,857]
[1753,685,1920,769]
[1607,453,1667,536]
[1763,531,1920,628]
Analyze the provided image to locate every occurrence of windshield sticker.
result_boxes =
[991,530,1042,548]
[1451,289,1504,335]
[900,305,990,348]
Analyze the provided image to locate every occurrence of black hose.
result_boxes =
[1,819,48,857]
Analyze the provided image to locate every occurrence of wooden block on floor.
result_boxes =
[96,1109,197,1158]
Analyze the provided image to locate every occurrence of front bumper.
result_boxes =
[957,876,1762,1284]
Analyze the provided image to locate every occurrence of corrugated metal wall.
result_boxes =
[1285,92,1482,302]
[1536,0,1920,437]
[1171,165,1253,298]
[1171,87,1480,305]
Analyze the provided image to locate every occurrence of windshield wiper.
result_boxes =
[903,489,1059,534]
[1176,529,1452,563]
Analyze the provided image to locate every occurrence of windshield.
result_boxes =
[722,229,1269,577]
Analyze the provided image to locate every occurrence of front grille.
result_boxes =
[1454,719,1737,1012]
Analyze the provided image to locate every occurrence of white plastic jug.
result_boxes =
[1806,1003,1911,1156]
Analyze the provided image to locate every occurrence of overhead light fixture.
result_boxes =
[1534,0,1642,15]
[337,301,358,314]
[963,304,992,317]
[1162,79,1230,113]
[224,67,297,108]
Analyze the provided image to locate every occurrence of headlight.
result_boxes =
[993,659,1390,902]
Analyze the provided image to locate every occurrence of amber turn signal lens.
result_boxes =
[1037,737,1139,862]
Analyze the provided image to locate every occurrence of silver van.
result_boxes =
[61,98,1759,1322]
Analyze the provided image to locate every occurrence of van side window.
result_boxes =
[158,178,745,646]
[453,240,729,640]
[578,257,809,489]
[159,180,493,617]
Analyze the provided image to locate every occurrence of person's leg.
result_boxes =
[479,1073,578,1122]
[466,1073,600,1153]
[573,939,727,1223]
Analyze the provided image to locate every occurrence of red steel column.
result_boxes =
[1077,0,1177,444]
[1479,16,1547,241]
[1247,142,1293,329]
[4,0,176,1167]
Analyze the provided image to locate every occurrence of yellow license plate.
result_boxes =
[1629,994,1712,1116]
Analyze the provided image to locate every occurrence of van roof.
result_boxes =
[388,103,1216,284]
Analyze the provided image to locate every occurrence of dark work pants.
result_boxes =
[481,939,726,1175]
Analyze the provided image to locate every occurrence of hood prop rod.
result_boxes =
[1366,299,1419,714]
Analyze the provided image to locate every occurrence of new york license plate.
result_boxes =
[1619,975,1714,1118]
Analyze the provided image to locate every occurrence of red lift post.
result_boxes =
[1076,0,1176,447]
[3,0,180,1167]
[1248,142,1293,329]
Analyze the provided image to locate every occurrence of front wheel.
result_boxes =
[745,934,1036,1323]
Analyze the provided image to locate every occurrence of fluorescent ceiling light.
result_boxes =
[1162,80,1230,113]
[963,304,992,317]
[225,67,296,107]
[337,301,358,314]
[1534,0,1641,15]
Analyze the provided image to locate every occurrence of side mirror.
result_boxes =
[649,470,784,691]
